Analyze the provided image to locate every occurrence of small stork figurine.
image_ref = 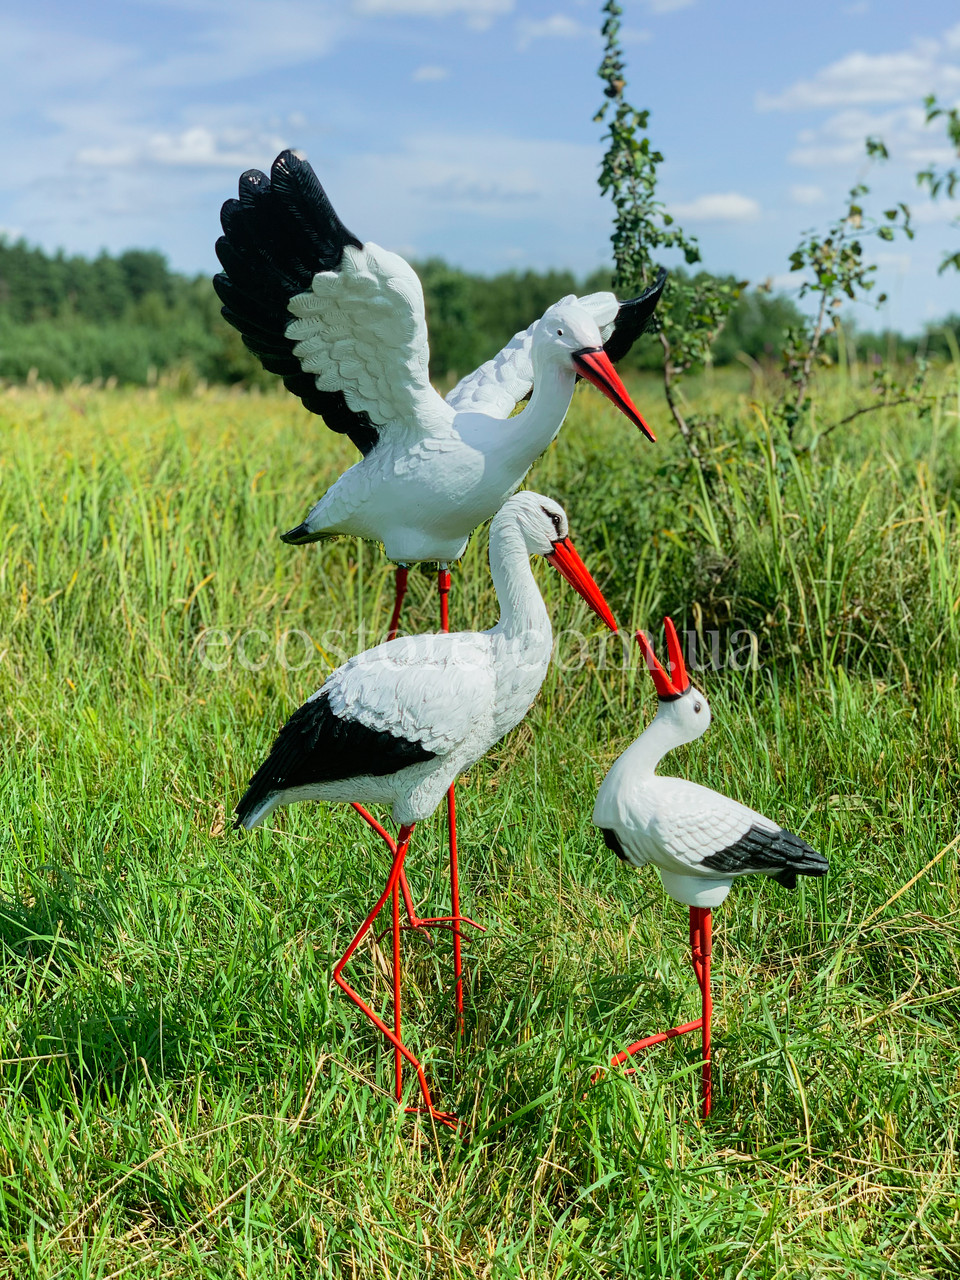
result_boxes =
[593,618,828,1116]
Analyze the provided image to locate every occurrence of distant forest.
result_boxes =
[0,237,957,389]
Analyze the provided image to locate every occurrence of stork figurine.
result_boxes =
[235,492,618,1130]
[593,618,828,1117]
[215,149,663,1020]
[214,150,663,635]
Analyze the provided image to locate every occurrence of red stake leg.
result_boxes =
[438,565,466,1030]
[392,878,402,1101]
[698,908,713,1118]
[447,783,464,1034]
[608,905,714,1118]
[353,803,484,943]
[383,574,419,922]
[332,822,459,1131]
[386,564,409,642]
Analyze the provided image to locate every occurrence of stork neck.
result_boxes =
[621,706,689,777]
[504,355,577,463]
[488,519,551,644]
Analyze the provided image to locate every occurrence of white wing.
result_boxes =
[445,292,620,417]
[648,780,778,870]
[322,633,497,755]
[597,775,777,873]
[286,242,452,440]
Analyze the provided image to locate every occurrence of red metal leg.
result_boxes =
[438,564,466,1029]
[438,564,451,632]
[332,823,459,1131]
[392,878,402,1101]
[698,908,713,1118]
[608,905,714,1118]
[352,803,484,943]
[386,564,409,642]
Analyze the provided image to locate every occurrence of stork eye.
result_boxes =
[556,328,563,336]
[693,702,702,714]
[540,505,563,534]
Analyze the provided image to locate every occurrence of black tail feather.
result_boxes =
[234,691,435,831]
[702,824,828,888]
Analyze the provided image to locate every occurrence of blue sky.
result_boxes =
[1,0,958,333]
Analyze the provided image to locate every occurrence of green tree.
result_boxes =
[917,95,960,274]
[594,0,743,460]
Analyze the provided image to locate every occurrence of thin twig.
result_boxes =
[806,395,919,448]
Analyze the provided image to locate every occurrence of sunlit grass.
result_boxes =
[1,369,959,1276]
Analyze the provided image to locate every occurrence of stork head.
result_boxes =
[494,492,618,632]
[636,616,711,740]
[532,299,655,442]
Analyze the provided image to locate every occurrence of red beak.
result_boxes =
[635,616,691,699]
[545,537,618,632]
[572,347,656,443]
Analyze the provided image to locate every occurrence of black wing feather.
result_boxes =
[603,268,668,365]
[234,691,436,829]
[701,824,828,887]
[214,150,380,456]
[600,827,629,863]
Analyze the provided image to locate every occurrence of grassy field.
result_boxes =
[1,367,959,1277]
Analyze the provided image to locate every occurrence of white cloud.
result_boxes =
[517,14,589,49]
[144,3,343,88]
[790,184,825,204]
[412,64,450,81]
[354,0,512,22]
[78,125,287,170]
[768,270,805,291]
[758,28,960,111]
[334,131,603,237]
[788,105,959,168]
[0,16,135,93]
[872,250,912,271]
[644,0,695,12]
[910,198,960,226]
[843,1,869,14]
[668,192,761,221]
[621,26,653,45]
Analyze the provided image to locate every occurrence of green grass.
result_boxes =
[1,369,960,1277]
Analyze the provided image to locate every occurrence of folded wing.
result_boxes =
[324,635,498,755]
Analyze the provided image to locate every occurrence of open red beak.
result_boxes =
[572,347,656,443]
[545,537,619,632]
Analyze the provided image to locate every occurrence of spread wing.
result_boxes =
[323,634,497,756]
[214,151,450,455]
[444,269,666,417]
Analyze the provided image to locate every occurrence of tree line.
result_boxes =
[0,235,955,390]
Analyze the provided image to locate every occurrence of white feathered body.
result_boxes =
[594,758,779,907]
[274,625,550,824]
[237,497,563,831]
[284,243,621,561]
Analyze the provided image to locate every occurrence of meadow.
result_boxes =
[1,365,959,1277]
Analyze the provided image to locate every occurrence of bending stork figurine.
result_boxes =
[235,492,618,1131]
[593,618,828,1117]
[213,150,663,635]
